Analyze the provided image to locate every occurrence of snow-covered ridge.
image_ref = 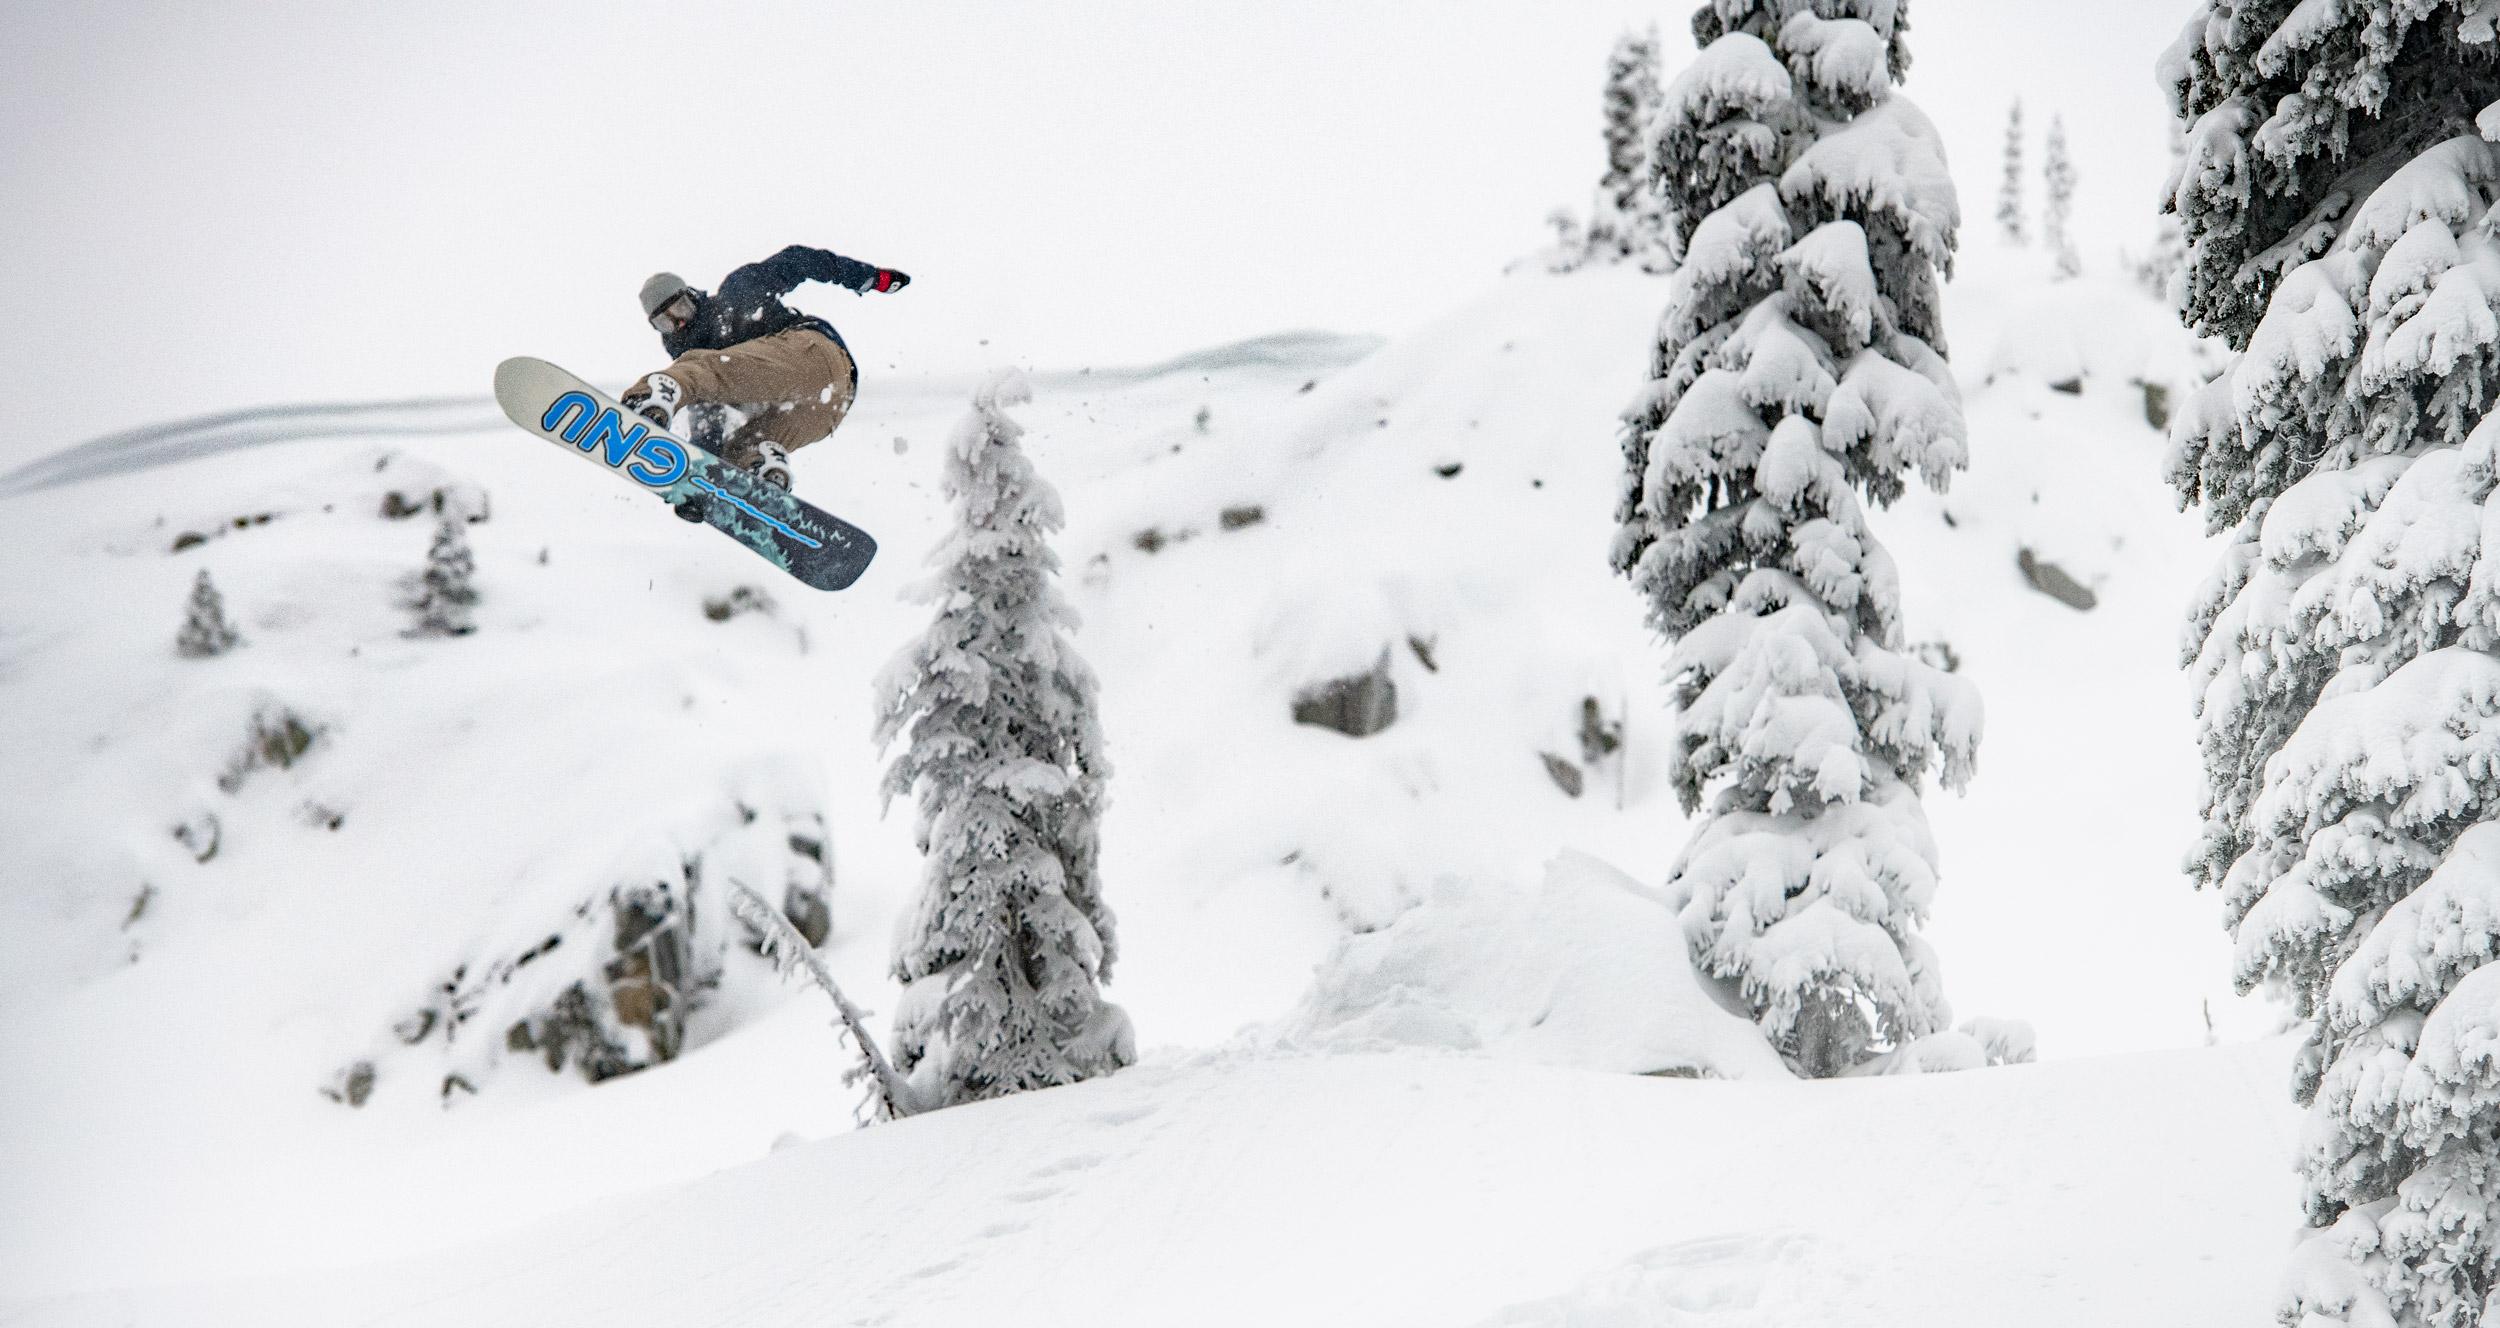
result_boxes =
[0,397,504,499]
[0,330,1386,501]
[1028,328,1385,387]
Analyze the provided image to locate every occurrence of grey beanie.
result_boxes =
[639,271,692,318]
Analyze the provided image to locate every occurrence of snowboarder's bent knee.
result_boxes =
[620,245,910,497]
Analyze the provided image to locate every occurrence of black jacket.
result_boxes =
[661,245,883,376]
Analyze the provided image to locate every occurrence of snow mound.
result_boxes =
[1970,265,2208,394]
[1276,850,1789,1079]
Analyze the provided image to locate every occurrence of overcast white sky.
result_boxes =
[0,0,2193,471]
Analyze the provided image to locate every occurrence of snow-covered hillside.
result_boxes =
[0,256,2275,1320]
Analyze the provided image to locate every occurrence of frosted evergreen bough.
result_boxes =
[1996,99,2026,245]
[1583,27,1676,271]
[873,371,1134,1113]
[2163,3,2500,1322]
[1612,0,1983,1079]
[175,569,241,658]
[406,514,478,638]
[2042,113,2079,278]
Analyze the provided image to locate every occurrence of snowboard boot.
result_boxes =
[620,372,686,429]
[748,440,794,492]
[722,434,793,491]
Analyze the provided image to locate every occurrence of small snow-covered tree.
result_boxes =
[1612,1,1982,1078]
[874,371,1133,1112]
[1996,99,2027,245]
[2163,5,2500,1323]
[175,569,241,658]
[406,515,477,637]
[2042,113,2079,278]
[1584,28,1674,270]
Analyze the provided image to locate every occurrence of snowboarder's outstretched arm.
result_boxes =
[721,245,910,301]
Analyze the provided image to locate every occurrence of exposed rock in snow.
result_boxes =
[407,803,840,1091]
[1292,650,1399,738]
[1539,751,1584,798]
[2017,546,2098,611]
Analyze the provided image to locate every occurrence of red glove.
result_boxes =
[870,268,911,293]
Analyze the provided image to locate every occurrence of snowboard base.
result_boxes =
[492,356,876,591]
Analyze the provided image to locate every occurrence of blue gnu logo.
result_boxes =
[540,391,691,488]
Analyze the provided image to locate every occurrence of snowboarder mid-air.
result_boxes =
[622,245,909,511]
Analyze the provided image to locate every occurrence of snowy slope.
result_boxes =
[1876,246,2240,1054]
[0,256,2271,1315]
[4,1040,2300,1327]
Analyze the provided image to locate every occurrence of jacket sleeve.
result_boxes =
[719,245,882,299]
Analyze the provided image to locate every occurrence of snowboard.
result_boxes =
[491,356,877,592]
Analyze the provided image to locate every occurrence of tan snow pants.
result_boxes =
[657,327,857,459]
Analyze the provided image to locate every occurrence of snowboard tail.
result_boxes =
[492,356,876,591]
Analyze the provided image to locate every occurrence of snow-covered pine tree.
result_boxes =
[1585,27,1674,270]
[2042,113,2079,278]
[175,569,241,658]
[2133,122,2187,306]
[406,514,477,637]
[1996,99,2027,245]
[873,371,1133,1113]
[2163,5,2500,1323]
[1612,0,1981,1079]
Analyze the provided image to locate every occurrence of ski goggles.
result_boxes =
[649,294,696,333]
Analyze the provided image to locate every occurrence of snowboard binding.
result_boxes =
[669,406,790,521]
[671,405,733,521]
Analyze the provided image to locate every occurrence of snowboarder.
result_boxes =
[621,245,910,508]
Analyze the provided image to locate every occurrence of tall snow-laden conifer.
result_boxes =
[1997,99,2027,245]
[874,371,1133,1113]
[2164,5,2500,1323]
[1586,28,1675,270]
[1612,0,1981,1078]
[2043,113,2080,278]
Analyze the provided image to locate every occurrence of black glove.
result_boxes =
[869,268,911,293]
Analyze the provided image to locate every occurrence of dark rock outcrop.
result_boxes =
[2138,379,2171,431]
[216,708,319,793]
[1293,652,1398,737]
[2017,548,2098,611]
